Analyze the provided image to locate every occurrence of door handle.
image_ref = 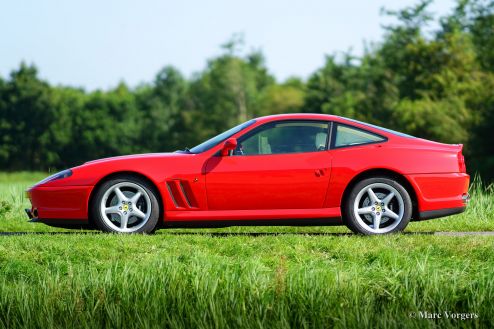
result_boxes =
[315,169,325,177]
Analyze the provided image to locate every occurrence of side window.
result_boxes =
[236,121,329,156]
[334,124,385,148]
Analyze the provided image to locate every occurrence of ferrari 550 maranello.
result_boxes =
[26,114,470,235]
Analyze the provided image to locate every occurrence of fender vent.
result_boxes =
[166,180,198,209]
[179,181,198,208]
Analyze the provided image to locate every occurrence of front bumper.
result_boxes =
[26,185,93,220]
[25,195,91,229]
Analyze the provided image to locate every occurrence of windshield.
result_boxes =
[189,119,256,153]
[342,117,416,138]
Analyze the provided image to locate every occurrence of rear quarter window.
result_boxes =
[333,124,386,148]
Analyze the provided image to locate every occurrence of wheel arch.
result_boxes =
[341,168,419,221]
[87,171,165,227]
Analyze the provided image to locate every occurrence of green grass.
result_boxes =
[0,172,493,328]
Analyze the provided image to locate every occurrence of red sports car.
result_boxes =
[26,114,470,235]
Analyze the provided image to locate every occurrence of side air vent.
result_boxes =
[166,181,187,208]
[179,181,198,208]
[166,180,198,209]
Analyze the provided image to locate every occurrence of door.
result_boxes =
[204,121,332,210]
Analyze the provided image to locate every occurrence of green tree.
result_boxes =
[0,64,65,170]
[64,83,140,165]
[187,40,274,144]
[136,66,188,152]
[256,78,305,116]
[468,0,494,71]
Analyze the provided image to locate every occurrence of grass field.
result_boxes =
[0,172,493,328]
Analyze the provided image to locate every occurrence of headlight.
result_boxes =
[36,169,73,186]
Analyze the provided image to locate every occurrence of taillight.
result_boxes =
[457,145,466,173]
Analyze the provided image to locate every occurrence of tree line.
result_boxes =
[0,0,493,182]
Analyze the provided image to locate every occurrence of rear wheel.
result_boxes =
[91,175,160,233]
[344,177,412,235]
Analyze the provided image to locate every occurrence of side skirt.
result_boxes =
[163,207,343,228]
[165,207,341,221]
[163,217,343,229]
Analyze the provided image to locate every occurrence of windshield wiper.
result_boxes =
[174,147,193,154]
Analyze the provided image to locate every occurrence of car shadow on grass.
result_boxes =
[0,231,441,237]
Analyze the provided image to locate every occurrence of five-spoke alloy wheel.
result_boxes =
[344,177,412,235]
[91,175,160,233]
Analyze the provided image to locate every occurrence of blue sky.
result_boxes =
[0,0,456,90]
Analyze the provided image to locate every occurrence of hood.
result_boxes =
[83,152,191,165]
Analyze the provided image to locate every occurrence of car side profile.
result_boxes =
[26,114,470,235]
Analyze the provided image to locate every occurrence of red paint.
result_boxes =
[166,207,342,221]
[27,114,470,225]
[406,173,470,211]
[204,152,331,210]
[28,186,92,219]
[221,138,238,156]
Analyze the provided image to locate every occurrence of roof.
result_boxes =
[253,113,415,140]
[255,113,339,123]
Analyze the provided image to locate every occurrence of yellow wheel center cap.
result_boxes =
[376,206,382,212]
[123,204,129,211]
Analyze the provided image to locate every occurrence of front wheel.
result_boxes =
[344,177,412,235]
[91,175,160,233]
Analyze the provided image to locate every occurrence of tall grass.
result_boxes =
[0,234,493,328]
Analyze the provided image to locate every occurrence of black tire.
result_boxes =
[343,177,412,235]
[90,175,160,234]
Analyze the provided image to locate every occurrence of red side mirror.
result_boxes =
[221,138,238,156]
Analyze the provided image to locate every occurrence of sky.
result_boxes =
[0,0,457,91]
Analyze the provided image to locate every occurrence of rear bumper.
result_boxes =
[406,173,470,214]
[419,206,466,220]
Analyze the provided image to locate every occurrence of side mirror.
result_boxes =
[221,138,238,156]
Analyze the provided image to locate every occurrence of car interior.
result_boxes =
[236,122,329,155]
